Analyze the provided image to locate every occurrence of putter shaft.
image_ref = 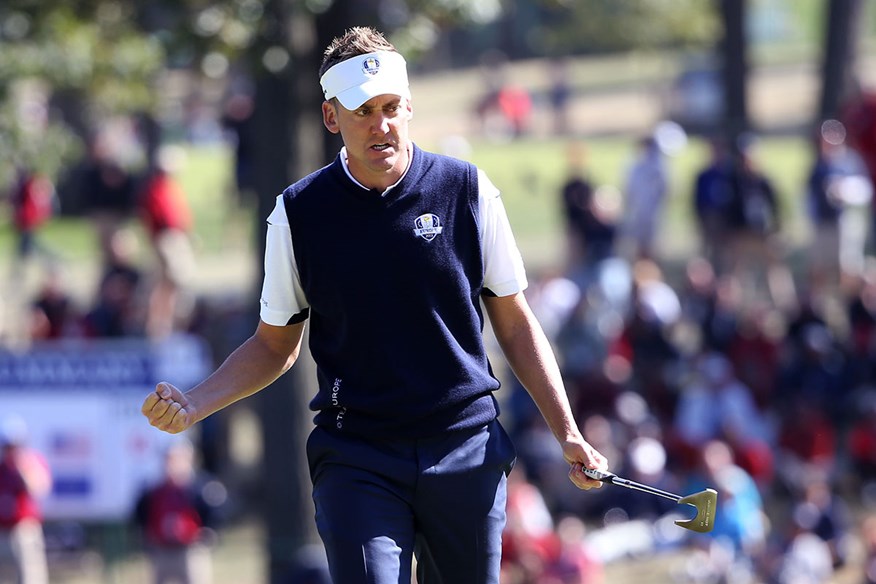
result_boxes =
[584,468,682,502]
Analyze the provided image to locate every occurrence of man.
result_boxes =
[692,137,733,272]
[134,439,225,584]
[142,26,607,583]
[619,135,669,262]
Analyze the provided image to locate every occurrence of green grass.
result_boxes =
[467,134,814,270]
[0,135,815,281]
[0,143,251,268]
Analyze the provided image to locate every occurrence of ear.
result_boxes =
[322,101,340,134]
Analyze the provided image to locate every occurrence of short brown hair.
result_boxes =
[319,27,398,79]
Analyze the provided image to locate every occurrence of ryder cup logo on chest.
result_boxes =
[413,213,444,241]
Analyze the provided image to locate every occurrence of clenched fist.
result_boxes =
[141,382,197,434]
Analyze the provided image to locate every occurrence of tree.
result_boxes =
[817,0,864,122]
[718,0,749,149]
[0,3,164,188]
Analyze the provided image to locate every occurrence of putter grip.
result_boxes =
[583,468,616,482]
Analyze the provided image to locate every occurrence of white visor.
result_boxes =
[320,50,410,110]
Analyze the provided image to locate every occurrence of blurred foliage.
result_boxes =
[0,90,83,186]
[0,2,163,186]
[0,0,280,188]
[0,0,845,189]
[388,0,719,64]
[524,0,720,56]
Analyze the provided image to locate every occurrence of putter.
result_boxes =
[583,468,718,533]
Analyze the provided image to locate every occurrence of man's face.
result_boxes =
[322,93,413,190]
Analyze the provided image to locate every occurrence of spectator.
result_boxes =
[138,145,196,339]
[685,440,767,581]
[83,262,143,338]
[692,138,734,271]
[78,137,138,269]
[0,416,52,584]
[770,508,835,584]
[474,49,510,139]
[847,393,876,487]
[502,467,604,584]
[724,304,783,409]
[543,515,604,584]
[548,57,572,136]
[502,463,558,583]
[82,231,144,338]
[472,51,533,140]
[775,322,850,422]
[134,439,227,584]
[724,136,797,311]
[618,136,669,262]
[701,272,746,355]
[676,257,725,350]
[672,352,772,483]
[496,84,532,138]
[8,170,56,265]
[766,472,850,583]
[220,80,257,207]
[795,474,852,569]
[775,397,837,493]
[28,265,81,341]
[805,119,873,298]
[559,142,616,275]
[841,90,876,247]
[845,269,876,386]
[610,260,681,421]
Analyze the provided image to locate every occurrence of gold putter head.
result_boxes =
[674,489,718,533]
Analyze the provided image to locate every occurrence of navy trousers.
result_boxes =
[306,419,517,584]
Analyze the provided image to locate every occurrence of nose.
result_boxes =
[372,112,392,134]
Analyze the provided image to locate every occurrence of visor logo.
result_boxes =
[362,57,380,76]
[413,213,443,241]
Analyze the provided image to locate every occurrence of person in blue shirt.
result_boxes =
[142,26,608,584]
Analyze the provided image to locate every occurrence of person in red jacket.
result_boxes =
[134,439,225,584]
[9,170,56,264]
[138,145,196,338]
[0,417,52,584]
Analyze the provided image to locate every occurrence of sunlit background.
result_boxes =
[1,0,876,582]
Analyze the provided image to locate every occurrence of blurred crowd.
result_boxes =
[497,112,876,583]
[3,77,876,582]
[2,116,204,346]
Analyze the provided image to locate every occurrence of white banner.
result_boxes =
[0,335,212,522]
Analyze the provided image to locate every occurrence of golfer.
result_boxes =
[142,26,608,583]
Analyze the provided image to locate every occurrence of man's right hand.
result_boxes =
[141,382,197,434]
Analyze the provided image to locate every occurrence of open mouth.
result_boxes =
[371,143,392,151]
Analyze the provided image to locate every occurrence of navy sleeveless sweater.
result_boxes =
[282,145,501,438]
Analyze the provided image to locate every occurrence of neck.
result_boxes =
[347,143,412,192]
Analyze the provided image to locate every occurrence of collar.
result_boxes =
[339,144,413,197]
